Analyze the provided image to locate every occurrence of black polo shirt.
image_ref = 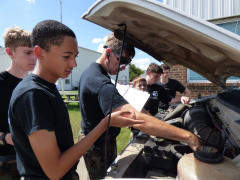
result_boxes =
[159,78,185,98]
[78,63,128,144]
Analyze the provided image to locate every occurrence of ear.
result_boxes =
[5,48,14,58]
[34,46,44,60]
[105,48,111,59]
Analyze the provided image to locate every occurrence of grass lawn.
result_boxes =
[67,103,131,154]
[67,103,81,141]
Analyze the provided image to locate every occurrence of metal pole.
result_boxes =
[60,0,62,23]
[60,0,64,92]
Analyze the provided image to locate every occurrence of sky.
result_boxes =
[0,0,163,70]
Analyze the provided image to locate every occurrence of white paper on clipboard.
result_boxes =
[113,80,150,112]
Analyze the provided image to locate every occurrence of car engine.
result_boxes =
[105,88,240,179]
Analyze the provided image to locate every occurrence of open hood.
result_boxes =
[82,0,240,87]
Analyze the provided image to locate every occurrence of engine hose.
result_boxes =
[205,103,222,131]
[164,104,191,121]
[184,106,224,151]
[170,145,184,159]
[170,144,193,159]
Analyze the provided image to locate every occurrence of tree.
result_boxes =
[129,63,145,81]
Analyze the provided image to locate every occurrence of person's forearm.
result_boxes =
[140,113,182,138]
[117,103,199,150]
[141,108,151,115]
[169,97,181,105]
[147,117,194,143]
[184,88,191,97]
[134,111,199,150]
[61,116,108,159]
[33,110,141,180]
[40,117,109,180]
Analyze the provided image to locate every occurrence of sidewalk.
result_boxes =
[76,157,89,180]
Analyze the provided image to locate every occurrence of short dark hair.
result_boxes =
[31,20,76,52]
[160,64,170,71]
[104,32,135,58]
[147,63,162,74]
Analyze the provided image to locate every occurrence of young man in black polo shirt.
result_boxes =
[0,27,37,179]
[79,33,200,180]
[158,64,190,110]
[9,20,140,180]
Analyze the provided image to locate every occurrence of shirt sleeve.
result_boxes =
[13,90,55,136]
[173,79,186,93]
[98,83,128,116]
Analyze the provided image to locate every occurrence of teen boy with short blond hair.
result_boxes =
[0,27,37,179]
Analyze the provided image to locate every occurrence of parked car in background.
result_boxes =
[83,0,240,179]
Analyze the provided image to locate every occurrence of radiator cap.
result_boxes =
[194,146,223,163]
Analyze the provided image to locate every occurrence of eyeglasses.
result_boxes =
[111,49,132,65]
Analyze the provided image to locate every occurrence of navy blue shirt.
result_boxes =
[9,74,76,180]
[78,63,128,144]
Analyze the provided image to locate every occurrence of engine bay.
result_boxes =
[105,88,240,179]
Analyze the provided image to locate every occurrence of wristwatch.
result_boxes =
[0,133,7,145]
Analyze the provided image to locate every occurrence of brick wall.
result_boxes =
[170,65,240,99]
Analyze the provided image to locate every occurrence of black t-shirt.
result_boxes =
[159,78,185,98]
[144,84,171,115]
[9,74,76,180]
[0,71,21,155]
[79,63,128,144]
